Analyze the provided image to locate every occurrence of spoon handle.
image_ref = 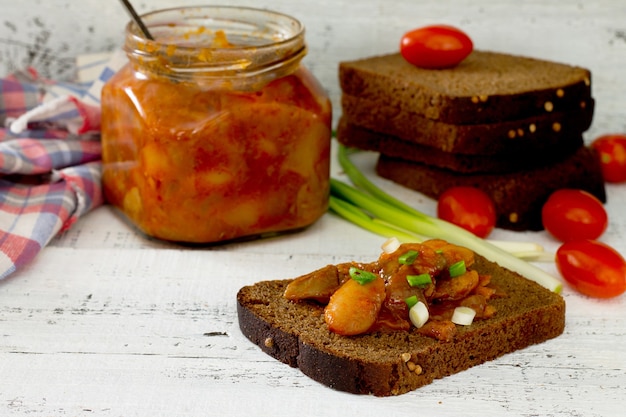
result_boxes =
[118,0,154,40]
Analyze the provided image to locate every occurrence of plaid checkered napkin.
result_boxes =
[1,52,125,280]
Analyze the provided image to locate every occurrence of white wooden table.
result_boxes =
[1,1,626,416]
[2,147,625,416]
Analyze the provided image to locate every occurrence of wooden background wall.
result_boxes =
[1,0,625,137]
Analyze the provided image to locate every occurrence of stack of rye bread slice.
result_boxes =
[337,50,606,231]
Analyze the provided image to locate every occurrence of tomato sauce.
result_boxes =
[285,240,502,341]
[101,7,332,243]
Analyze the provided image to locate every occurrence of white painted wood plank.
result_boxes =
[2,148,626,415]
[1,243,624,416]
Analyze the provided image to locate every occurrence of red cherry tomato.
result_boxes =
[437,186,496,238]
[400,25,473,69]
[590,134,626,183]
[541,189,607,242]
[556,239,626,298]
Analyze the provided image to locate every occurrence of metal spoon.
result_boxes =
[118,0,154,40]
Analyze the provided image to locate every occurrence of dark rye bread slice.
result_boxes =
[336,116,585,174]
[376,145,606,231]
[339,50,592,125]
[237,254,566,396]
[341,94,594,155]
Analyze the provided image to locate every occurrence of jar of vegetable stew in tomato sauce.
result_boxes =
[101,6,332,243]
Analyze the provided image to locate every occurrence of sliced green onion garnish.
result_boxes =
[381,237,402,254]
[407,273,432,288]
[451,306,476,326]
[409,301,429,328]
[331,145,563,293]
[405,295,419,309]
[449,260,466,277]
[399,250,419,265]
[348,267,377,285]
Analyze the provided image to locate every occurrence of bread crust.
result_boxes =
[237,255,566,396]
[376,146,606,231]
[339,51,592,125]
[340,95,594,155]
[336,117,585,173]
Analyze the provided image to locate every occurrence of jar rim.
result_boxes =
[123,5,307,88]
[126,6,304,50]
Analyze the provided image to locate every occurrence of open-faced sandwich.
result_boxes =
[237,239,565,396]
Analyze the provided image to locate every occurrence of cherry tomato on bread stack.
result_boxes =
[400,25,473,69]
[590,134,626,183]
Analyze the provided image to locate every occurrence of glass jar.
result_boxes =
[101,6,332,243]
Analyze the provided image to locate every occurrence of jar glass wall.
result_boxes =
[101,6,332,243]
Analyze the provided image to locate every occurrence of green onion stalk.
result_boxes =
[330,144,562,293]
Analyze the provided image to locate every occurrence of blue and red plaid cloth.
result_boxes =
[0,53,123,280]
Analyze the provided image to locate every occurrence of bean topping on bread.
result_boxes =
[284,239,501,341]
